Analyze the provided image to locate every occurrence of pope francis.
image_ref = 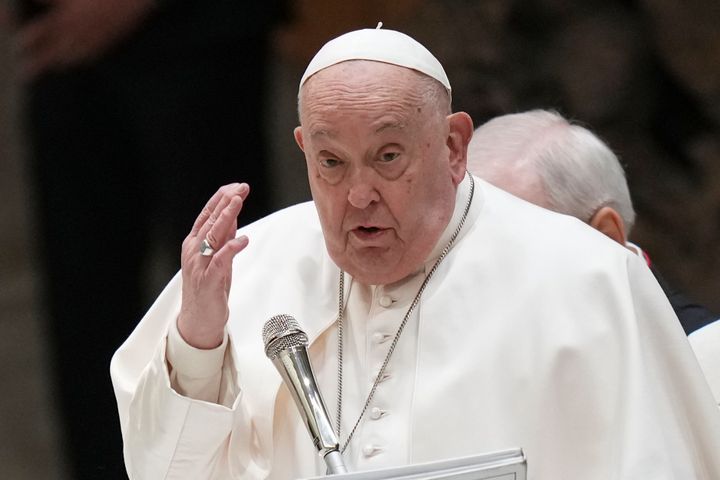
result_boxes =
[111,27,720,479]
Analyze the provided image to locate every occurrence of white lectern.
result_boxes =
[303,448,526,480]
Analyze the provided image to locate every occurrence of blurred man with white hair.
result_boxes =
[468,109,717,334]
[468,108,720,404]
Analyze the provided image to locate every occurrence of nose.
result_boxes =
[347,169,380,209]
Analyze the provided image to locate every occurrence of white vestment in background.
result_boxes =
[111,176,720,480]
[690,320,720,406]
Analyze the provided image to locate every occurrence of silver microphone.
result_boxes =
[262,314,347,475]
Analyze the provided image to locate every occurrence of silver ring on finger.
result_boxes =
[199,237,215,257]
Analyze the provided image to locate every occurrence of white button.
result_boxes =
[372,332,389,344]
[378,295,393,307]
[362,444,382,457]
[370,407,385,420]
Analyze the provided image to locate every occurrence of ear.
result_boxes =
[293,126,305,152]
[589,206,627,245]
[446,112,473,186]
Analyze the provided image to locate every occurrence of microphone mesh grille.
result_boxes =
[265,332,309,358]
[262,314,309,358]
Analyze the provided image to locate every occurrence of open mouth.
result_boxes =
[352,225,388,242]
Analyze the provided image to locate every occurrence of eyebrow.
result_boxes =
[375,120,407,133]
[310,128,334,139]
[309,120,407,139]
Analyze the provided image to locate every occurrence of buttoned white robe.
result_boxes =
[111,177,720,479]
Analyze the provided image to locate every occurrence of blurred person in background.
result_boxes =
[467,109,719,404]
[467,109,718,335]
[1,0,286,478]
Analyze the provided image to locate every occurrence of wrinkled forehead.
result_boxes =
[298,61,445,134]
[301,60,429,100]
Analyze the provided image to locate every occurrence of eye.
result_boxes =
[379,152,400,163]
[319,157,342,168]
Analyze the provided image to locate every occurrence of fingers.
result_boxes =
[177,183,251,349]
[182,182,251,273]
[199,185,248,250]
[190,183,249,238]
[202,194,243,250]
[205,234,249,279]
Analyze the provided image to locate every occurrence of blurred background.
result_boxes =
[1,0,718,478]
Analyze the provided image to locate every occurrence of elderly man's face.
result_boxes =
[294,61,470,285]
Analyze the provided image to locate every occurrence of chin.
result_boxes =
[344,260,411,286]
[331,247,419,286]
[349,270,394,286]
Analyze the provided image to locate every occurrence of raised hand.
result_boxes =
[177,183,251,349]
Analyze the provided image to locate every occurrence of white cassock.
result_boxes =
[689,320,720,407]
[111,175,720,480]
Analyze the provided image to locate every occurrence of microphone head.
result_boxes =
[262,314,309,359]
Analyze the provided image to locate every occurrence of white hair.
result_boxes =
[467,109,636,233]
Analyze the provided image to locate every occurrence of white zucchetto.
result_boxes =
[298,26,451,95]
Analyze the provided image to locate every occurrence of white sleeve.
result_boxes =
[166,319,230,405]
[110,275,270,480]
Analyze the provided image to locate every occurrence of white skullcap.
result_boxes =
[299,26,451,95]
